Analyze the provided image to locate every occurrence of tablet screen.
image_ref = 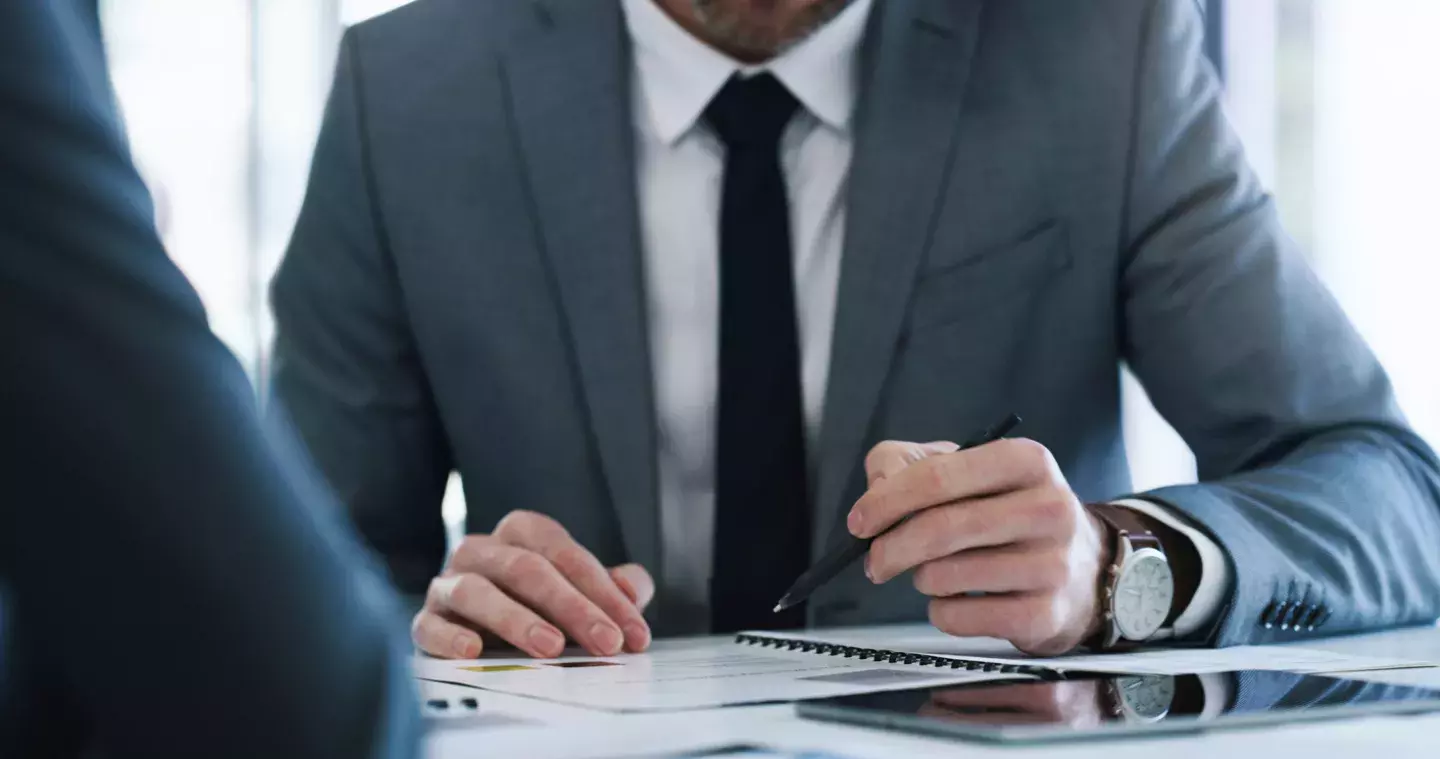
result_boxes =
[798,670,1440,743]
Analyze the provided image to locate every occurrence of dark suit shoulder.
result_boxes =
[982,0,1156,38]
[338,0,553,119]
[977,0,1156,78]
[346,0,541,57]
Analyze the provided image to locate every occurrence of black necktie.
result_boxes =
[706,74,810,633]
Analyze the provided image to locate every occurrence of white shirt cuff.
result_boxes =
[1110,498,1231,639]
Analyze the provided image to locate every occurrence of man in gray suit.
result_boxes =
[271,0,1440,659]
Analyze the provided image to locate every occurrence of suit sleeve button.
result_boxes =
[1282,603,1308,631]
[1275,601,1294,630]
[1260,600,1280,629]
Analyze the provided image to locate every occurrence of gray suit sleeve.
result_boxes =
[1118,0,1440,644]
[270,29,452,596]
[1228,671,1439,715]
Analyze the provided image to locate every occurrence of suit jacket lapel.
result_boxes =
[814,0,985,550]
[501,1,660,572]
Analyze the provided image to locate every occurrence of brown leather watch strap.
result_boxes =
[1086,503,1168,651]
[1088,503,1164,555]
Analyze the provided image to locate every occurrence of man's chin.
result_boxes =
[691,0,853,59]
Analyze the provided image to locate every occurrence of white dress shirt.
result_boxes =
[621,0,1227,637]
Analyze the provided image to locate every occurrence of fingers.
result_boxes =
[918,681,1108,727]
[919,682,1070,725]
[849,438,1060,538]
[412,607,485,659]
[928,682,1105,730]
[854,440,1104,656]
[866,487,1078,583]
[909,543,1072,597]
[426,574,566,658]
[929,592,1094,655]
[449,535,624,656]
[916,702,1058,726]
[864,440,959,487]
[613,569,639,604]
[610,563,656,611]
[494,511,652,653]
[928,682,1065,714]
[420,513,656,660]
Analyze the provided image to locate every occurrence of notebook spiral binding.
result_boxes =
[733,633,1065,681]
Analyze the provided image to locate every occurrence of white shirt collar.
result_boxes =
[621,0,873,145]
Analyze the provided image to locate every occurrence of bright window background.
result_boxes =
[101,0,256,367]
[101,2,1439,520]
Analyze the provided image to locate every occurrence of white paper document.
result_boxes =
[413,640,1022,712]
[414,630,1434,714]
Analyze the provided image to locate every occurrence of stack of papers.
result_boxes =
[415,641,1019,712]
[414,631,1433,713]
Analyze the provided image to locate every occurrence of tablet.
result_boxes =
[797,670,1440,744]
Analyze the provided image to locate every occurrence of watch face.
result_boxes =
[1112,549,1173,641]
[1115,675,1176,722]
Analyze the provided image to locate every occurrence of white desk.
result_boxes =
[423,623,1440,759]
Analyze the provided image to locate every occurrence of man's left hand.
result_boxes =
[850,438,1112,655]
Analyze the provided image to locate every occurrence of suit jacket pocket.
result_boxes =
[906,218,1072,334]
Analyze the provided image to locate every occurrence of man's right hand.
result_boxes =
[411,510,654,659]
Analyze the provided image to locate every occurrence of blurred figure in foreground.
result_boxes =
[0,1,420,756]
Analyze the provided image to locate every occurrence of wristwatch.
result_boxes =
[1089,503,1175,651]
[1105,675,1177,724]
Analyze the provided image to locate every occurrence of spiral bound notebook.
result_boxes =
[733,632,1068,680]
[732,629,1432,680]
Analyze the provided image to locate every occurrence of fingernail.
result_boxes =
[589,622,623,655]
[528,625,564,657]
[864,559,876,583]
[847,508,863,535]
[624,622,651,651]
[455,633,481,659]
[927,441,960,453]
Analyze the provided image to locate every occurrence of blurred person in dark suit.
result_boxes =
[0,1,420,756]
[272,0,1440,660]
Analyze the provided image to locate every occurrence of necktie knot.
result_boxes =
[704,73,801,150]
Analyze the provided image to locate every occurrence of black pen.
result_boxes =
[773,413,1023,614]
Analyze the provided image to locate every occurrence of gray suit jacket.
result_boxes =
[270,0,1440,642]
